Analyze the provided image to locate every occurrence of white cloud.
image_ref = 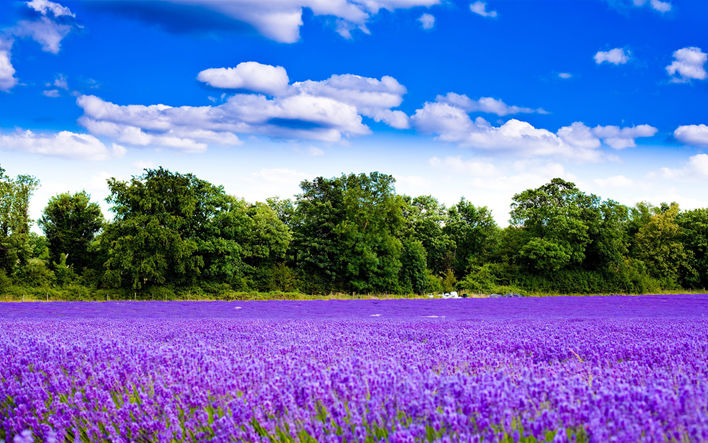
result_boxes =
[631,0,672,13]
[660,154,708,179]
[594,175,633,188]
[418,13,435,29]
[594,48,630,65]
[557,122,601,149]
[197,61,289,96]
[412,98,656,161]
[469,1,497,17]
[52,73,68,90]
[293,74,409,128]
[436,92,544,116]
[26,0,75,18]
[43,89,60,97]
[0,129,125,160]
[79,63,411,150]
[0,40,17,92]
[674,124,708,147]
[88,0,439,43]
[558,72,572,79]
[14,17,72,54]
[666,47,707,82]
[591,124,657,149]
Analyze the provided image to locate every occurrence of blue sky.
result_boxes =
[1,0,707,225]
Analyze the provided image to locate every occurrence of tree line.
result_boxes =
[1,164,706,298]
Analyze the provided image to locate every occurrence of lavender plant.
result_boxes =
[1,295,706,442]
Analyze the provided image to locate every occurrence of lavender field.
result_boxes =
[1,295,707,442]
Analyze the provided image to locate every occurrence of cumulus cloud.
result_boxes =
[469,1,497,17]
[436,92,545,116]
[412,97,657,161]
[674,124,708,147]
[558,72,572,79]
[80,0,438,43]
[293,74,409,128]
[667,47,707,82]
[592,124,658,149]
[558,122,657,150]
[197,62,289,95]
[418,13,435,29]
[81,62,410,150]
[0,129,125,160]
[0,40,17,92]
[594,48,630,65]
[660,154,708,179]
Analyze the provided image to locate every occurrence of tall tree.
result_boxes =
[678,208,708,288]
[101,168,291,292]
[634,203,693,287]
[444,199,499,277]
[510,178,599,273]
[0,167,39,276]
[102,168,225,290]
[293,172,404,293]
[400,195,453,275]
[39,191,104,272]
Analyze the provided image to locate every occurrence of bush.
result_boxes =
[458,264,497,293]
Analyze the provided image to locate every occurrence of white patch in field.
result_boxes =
[370,313,382,317]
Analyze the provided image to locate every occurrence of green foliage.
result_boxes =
[39,191,103,272]
[292,172,404,293]
[2,165,708,296]
[0,168,39,277]
[511,178,597,271]
[519,238,572,273]
[425,270,444,294]
[100,168,291,294]
[634,203,693,287]
[440,269,457,293]
[398,238,428,294]
[677,208,708,288]
[444,199,499,277]
[401,195,453,275]
[458,264,498,292]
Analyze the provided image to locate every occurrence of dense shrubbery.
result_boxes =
[0,164,706,299]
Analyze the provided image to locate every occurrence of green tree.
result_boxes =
[510,178,598,273]
[398,238,428,294]
[292,172,404,293]
[400,195,454,275]
[101,168,224,290]
[444,199,499,277]
[0,167,39,277]
[678,208,708,288]
[39,191,104,272]
[101,168,291,292]
[634,203,693,287]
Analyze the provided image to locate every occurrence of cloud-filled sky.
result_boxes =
[0,0,707,226]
